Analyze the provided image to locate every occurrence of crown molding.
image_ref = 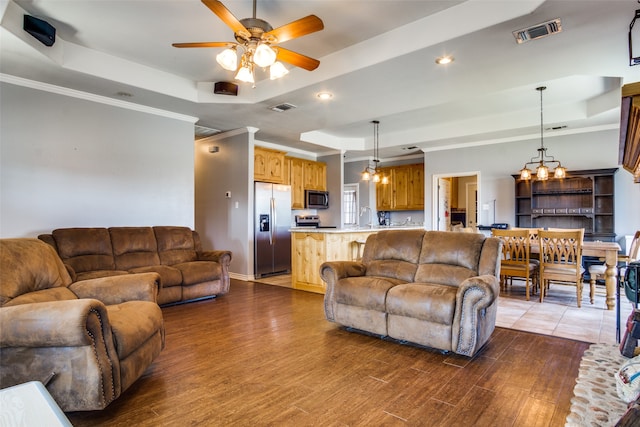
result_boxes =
[0,73,199,123]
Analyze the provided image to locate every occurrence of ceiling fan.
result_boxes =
[172,0,324,83]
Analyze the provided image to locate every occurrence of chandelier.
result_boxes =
[519,86,566,181]
[216,36,288,84]
[361,120,388,184]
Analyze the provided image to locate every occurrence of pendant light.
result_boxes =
[361,120,388,184]
[519,86,566,181]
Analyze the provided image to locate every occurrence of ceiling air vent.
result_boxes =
[269,103,297,112]
[194,125,221,140]
[513,18,562,44]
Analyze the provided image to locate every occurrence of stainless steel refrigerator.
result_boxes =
[254,182,292,278]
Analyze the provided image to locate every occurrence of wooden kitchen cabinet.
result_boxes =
[289,157,305,209]
[375,163,424,211]
[291,230,377,294]
[291,231,326,293]
[287,157,327,208]
[303,160,326,191]
[375,167,393,211]
[254,147,286,184]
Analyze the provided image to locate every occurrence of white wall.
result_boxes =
[424,128,640,241]
[195,130,252,278]
[0,82,196,238]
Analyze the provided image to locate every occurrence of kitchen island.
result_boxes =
[290,226,424,294]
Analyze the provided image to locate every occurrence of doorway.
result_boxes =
[432,172,480,231]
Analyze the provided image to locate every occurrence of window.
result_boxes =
[343,184,358,225]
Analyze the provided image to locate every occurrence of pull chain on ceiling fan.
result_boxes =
[172,0,324,85]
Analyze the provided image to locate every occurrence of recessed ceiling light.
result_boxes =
[316,92,333,100]
[435,56,454,65]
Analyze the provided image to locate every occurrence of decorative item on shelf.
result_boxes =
[361,120,388,184]
[172,0,323,86]
[629,8,640,66]
[519,86,567,181]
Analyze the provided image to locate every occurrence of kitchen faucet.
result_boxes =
[359,206,373,228]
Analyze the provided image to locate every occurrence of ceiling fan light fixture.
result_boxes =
[216,47,238,71]
[269,61,289,80]
[253,43,276,67]
[235,64,254,83]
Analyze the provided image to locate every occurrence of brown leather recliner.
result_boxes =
[0,238,165,411]
[320,229,502,357]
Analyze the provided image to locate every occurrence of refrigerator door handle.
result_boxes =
[270,197,275,245]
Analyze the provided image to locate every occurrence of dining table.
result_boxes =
[531,240,621,310]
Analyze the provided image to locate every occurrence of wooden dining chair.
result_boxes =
[538,228,586,307]
[588,230,640,302]
[492,228,539,300]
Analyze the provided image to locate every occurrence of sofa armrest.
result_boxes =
[320,261,366,321]
[69,272,160,305]
[198,250,232,266]
[0,299,120,410]
[0,299,112,348]
[452,274,500,356]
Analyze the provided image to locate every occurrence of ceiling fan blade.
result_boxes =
[201,0,249,36]
[172,42,235,48]
[265,15,324,44]
[276,47,320,71]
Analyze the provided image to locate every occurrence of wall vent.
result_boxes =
[269,103,297,112]
[513,18,562,44]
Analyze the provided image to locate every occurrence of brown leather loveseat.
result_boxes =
[320,229,502,357]
[38,226,232,306]
[0,238,165,411]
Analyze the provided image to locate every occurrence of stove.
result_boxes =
[295,215,320,227]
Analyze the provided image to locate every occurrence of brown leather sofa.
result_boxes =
[38,226,232,306]
[320,229,502,357]
[0,238,165,411]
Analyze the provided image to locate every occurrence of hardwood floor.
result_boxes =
[67,280,589,426]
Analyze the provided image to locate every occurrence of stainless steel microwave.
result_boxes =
[305,190,329,209]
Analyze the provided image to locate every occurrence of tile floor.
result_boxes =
[497,279,622,344]
[253,275,626,345]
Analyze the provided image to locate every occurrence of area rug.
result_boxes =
[565,343,630,426]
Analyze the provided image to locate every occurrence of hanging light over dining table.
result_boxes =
[519,86,567,181]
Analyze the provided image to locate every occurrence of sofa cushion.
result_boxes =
[386,283,457,325]
[153,226,197,265]
[129,265,183,288]
[414,231,485,285]
[0,239,72,306]
[3,287,78,307]
[106,301,164,360]
[52,228,116,274]
[110,227,161,270]
[173,261,221,286]
[76,270,129,282]
[335,276,406,311]
[362,229,425,281]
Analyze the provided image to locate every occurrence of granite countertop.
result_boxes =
[289,225,425,233]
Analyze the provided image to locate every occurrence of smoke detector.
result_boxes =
[513,18,562,44]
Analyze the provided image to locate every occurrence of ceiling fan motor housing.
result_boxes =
[236,18,273,43]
